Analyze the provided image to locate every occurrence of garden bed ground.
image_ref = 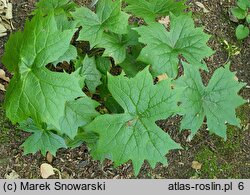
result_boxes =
[0,0,249,179]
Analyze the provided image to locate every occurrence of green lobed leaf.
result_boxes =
[71,0,129,48]
[5,69,84,129]
[85,67,180,175]
[60,97,100,139]
[134,14,214,78]
[96,33,127,64]
[2,14,86,132]
[175,63,246,140]
[20,119,67,156]
[75,56,102,93]
[124,0,187,23]
[96,27,139,64]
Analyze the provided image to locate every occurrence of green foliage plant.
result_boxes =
[1,0,246,175]
[231,0,250,40]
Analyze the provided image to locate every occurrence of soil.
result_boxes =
[0,0,249,179]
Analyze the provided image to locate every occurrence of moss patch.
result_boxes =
[192,104,249,178]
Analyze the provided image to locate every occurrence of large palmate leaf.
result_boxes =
[71,0,129,47]
[124,0,187,23]
[19,119,67,156]
[4,69,84,127]
[96,27,139,64]
[135,14,214,78]
[175,63,246,139]
[85,67,180,175]
[60,97,100,139]
[2,14,85,131]
[22,131,66,156]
